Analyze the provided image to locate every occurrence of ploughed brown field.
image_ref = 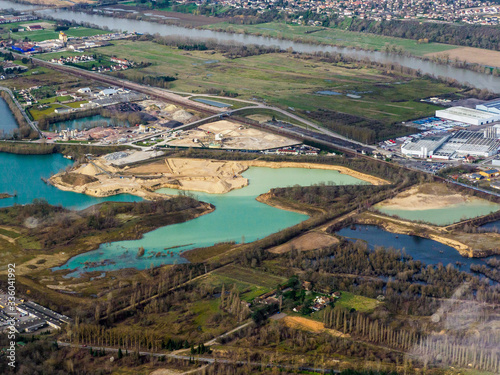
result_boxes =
[425,47,500,68]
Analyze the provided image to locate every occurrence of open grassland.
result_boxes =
[214,265,286,289]
[29,104,65,120]
[0,65,93,91]
[203,22,459,56]
[86,40,457,125]
[334,291,380,313]
[200,273,271,302]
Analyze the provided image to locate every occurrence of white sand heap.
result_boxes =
[164,104,178,112]
[173,110,193,122]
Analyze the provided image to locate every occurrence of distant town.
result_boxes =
[204,0,500,25]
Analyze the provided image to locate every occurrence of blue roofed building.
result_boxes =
[477,100,500,115]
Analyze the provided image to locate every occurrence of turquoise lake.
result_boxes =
[54,167,366,277]
[0,152,141,209]
[374,200,500,226]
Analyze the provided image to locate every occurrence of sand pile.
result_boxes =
[164,104,178,112]
[173,110,193,122]
[60,173,98,186]
[77,163,102,177]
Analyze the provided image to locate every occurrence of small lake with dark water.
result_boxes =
[336,224,500,273]
[0,98,19,138]
[49,115,129,132]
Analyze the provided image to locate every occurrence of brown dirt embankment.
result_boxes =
[60,173,98,186]
[0,193,13,199]
[375,183,480,211]
[268,231,339,254]
[283,316,349,338]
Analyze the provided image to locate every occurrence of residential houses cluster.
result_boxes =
[50,54,94,65]
[0,14,38,25]
[206,0,499,24]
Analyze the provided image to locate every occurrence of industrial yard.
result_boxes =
[166,120,301,151]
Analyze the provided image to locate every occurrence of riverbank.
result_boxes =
[49,157,388,199]
[0,193,13,199]
[201,22,500,76]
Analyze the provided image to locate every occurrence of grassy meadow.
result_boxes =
[74,39,459,127]
[203,21,459,56]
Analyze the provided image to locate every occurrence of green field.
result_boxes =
[334,291,380,313]
[214,265,286,289]
[204,22,459,57]
[2,21,110,42]
[87,39,455,129]
[28,104,62,120]
[38,95,73,104]
[0,227,21,239]
[204,265,287,302]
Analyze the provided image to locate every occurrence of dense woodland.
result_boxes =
[304,109,412,144]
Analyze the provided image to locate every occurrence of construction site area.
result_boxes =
[49,155,251,197]
[166,120,301,151]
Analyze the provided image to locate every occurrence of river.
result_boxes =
[3,0,500,92]
[0,98,19,138]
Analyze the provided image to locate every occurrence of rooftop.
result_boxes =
[478,100,500,109]
[437,106,498,120]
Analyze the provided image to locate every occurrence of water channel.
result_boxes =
[0,97,19,138]
[2,0,500,92]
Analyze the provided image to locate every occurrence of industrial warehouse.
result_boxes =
[435,106,500,126]
[401,129,500,159]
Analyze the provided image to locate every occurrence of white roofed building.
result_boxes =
[436,106,500,126]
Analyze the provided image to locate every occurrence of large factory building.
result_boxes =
[435,106,500,126]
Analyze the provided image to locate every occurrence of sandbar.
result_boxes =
[375,183,486,211]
